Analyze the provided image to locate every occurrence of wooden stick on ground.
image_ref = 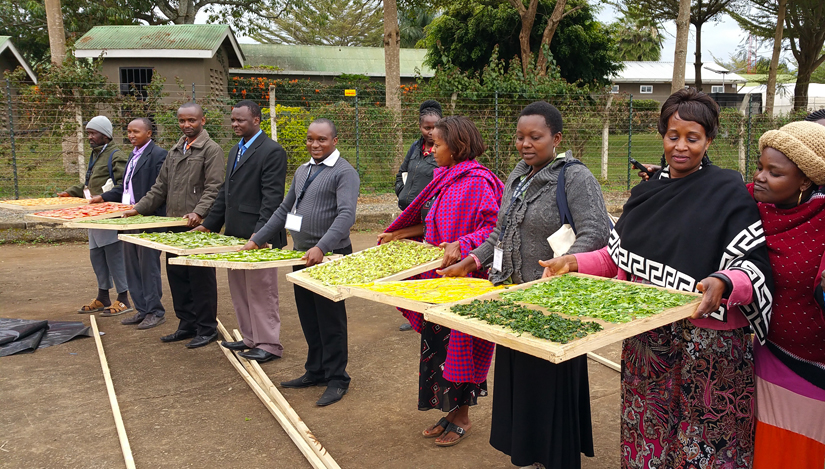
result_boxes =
[587,352,620,372]
[89,315,136,469]
[231,329,341,469]
[215,323,327,469]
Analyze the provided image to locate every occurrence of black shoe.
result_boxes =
[185,332,218,349]
[238,348,280,362]
[399,323,413,331]
[280,374,328,389]
[316,386,348,406]
[160,329,196,343]
[220,340,248,351]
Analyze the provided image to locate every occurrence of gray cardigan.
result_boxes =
[252,155,359,252]
[472,153,610,284]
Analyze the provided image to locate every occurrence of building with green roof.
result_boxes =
[0,37,37,84]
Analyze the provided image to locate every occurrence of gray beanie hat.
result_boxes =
[85,116,113,139]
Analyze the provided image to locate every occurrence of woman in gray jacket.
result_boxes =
[395,100,442,210]
[440,101,610,469]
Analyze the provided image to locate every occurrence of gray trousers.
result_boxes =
[89,241,128,293]
[124,242,164,318]
[227,268,283,356]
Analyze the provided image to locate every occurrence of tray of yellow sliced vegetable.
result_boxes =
[344,277,507,312]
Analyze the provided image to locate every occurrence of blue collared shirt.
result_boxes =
[234,129,263,170]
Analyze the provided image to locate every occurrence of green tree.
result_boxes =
[813,57,825,84]
[399,6,435,48]
[250,0,383,46]
[731,0,825,112]
[609,5,663,61]
[423,0,620,86]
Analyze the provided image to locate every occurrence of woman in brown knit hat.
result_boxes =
[749,121,825,469]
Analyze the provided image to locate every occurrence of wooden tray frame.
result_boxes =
[65,219,189,230]
[0,198,90,211]
[423,273,702,364]
[285,240,444,302]
[168,254,342,270]
[118,233,245,255]
[25,208,132,223]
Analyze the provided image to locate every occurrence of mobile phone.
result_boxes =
[630,157,655,177]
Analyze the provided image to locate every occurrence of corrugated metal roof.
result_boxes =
[0,36,37,83]
[76,25,231,51]
[238,44,433,77]
[0,37,9,48]
[614,61,746,84]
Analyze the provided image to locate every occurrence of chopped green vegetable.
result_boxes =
[501,275,695,323]
[186,248,306,262]
[75,215,185,225]
[132,232,247,248]
[305,241,442,286]
[450,299,603,343]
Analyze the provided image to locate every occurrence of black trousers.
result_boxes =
[292,244,352,389]
[165,253,218,336]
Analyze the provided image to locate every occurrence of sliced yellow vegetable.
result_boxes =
[357,277,505,304]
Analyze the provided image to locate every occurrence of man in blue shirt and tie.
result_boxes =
[198,100,288,362]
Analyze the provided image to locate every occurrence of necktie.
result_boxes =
[234,145,245,171]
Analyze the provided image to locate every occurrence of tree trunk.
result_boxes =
[508,0,540,76]
[44,0,66,65]
[383,0,403,159]
[765,0,787,117]
[535,0,569,75]
[794,65,813,113]
[671,0,691,93]
[693,22,703,91]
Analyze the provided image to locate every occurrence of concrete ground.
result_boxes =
[0,233,621,469]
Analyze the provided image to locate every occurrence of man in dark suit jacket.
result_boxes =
[93,117,168,329]
[198,100,287,362]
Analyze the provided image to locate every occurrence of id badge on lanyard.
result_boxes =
[285,212,303,232]
[83,187,92,200]
[493,245,504,272]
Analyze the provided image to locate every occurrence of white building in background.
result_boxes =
[739,83,825,116]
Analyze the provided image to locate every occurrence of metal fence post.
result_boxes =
[746,95,753,176]
[5,78,19,199]
[627,94,633,190]
[355,88,360,173]
[494,90,499,175]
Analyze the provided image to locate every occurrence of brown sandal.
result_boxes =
[422,417,450,438]
[78,299,106,313]
[100,301,133,317]
[435,423,471,447]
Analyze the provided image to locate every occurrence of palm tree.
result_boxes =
[610,6,664,61]
[399,6,436,48]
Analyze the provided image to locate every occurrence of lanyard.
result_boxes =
[292,164,327,212]
[495,174,534,247]
[84,144,108,186]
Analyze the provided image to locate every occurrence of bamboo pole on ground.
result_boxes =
[215,339,326,469]
[230,329,341,469]
[587,352,620,372]
[90,316,136,469]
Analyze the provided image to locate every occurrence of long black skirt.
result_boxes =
[490,346,594,469]
[418,321,479,412]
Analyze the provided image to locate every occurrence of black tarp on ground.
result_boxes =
[0,318,91,357]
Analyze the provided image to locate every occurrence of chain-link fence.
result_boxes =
[0,79,799,199]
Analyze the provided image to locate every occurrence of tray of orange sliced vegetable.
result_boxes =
[25,202,133,223]
[0,197,90,211]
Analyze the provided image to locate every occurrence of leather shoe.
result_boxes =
[185,332,219,349]
[280,374,328,389]
[220,340,248,351]
[316,386,348,406]
[238,348,280,362]
[137,315,165,330]
[160,329,196,343]
[121,312,144,325]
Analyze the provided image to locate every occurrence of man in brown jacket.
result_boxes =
[123,102,225,348]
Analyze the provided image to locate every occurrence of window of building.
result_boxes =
[611,84,620,93]
[640,85,653,94]
[711,85,725,93]
[120,68,154,100]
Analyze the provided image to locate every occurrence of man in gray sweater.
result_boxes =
[243,118,359,407]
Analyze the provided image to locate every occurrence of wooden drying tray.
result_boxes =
[0,197,90,211]
[285,241,444,302]
[168,253,342,270]
[25,209,132,223]
[423,273,702,364]
[64,218,189,230]
[118,233,245,256]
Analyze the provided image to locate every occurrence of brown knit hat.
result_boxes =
[759,121,825,185]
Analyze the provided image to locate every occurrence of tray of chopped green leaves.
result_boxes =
[423,273,701,363]
[285,240,444,301]
[168,248,342,269]
[65,215,189,230]
[118,231,248,255]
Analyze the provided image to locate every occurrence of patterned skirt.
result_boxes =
[621,320,754,469]
[418,320,479,412]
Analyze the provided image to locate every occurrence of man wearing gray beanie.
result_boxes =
[58,115,132,316]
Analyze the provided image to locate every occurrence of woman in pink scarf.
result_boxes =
[379,116,503,447]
